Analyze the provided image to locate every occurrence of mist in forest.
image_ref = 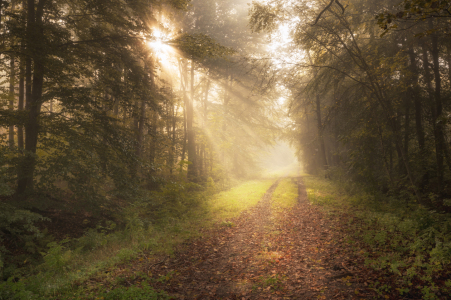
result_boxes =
[259,142,299,177]
[2,0,451,295]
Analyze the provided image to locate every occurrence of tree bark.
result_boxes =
[429,19,445,188]
[148,66,158,178]
[316,94,328,172]
[8,0,17,149]
[136,99,146,158]
[179,59,187,172]
[187,59,197,181]
[447,46,451,90]
[18,47,24,150]
[422,39,443,187]
[202,79,210,178]
[17,0,47,194]
[9,53,15,149]
[148,111,158,167]
[407,46,425,153]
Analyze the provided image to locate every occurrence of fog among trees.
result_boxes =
[1,0,451,298]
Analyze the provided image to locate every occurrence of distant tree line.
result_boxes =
[251,0,451,208]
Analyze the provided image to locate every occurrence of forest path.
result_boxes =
[143,177,374,299]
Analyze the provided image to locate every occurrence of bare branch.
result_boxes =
[335,0,346,14]
[312,0,334,26]
[312,0,346,26]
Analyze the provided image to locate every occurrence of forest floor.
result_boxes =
[83,177,384,299]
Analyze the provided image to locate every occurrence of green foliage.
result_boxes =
[220,221,234,227]
[249,1,280,33]
[0,144,14,197]
[0,203,49,278]
[0,178,276,298]
[41,240,72,275]
[96,283,172,300]
[172,33,236,58]
[304,175,451,298]
[376,0,451,34]
[0,278,38,300]
[76,221,116,253]
[256,274,286,291]
[0,203,47,240]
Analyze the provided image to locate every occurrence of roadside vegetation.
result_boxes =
[304,174,451,299]
[0,179,275,299]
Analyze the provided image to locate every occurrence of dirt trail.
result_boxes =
[144,177,375,299]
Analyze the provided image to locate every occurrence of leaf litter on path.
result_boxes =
[94,178,381,299]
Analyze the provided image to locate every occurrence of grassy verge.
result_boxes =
[207,179,275,222]
[0,179,275,299]
[303,175,451,300]
[271,177,298,211]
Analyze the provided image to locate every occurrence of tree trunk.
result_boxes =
[8,1,16,148]
[408,46,425,153]
[404,96,410,163]
[170,101,179,175]
[17,0,47,194]
[422,39,443,187]
[187,59,197,181]
[9,53,15,149]
[18,48,24,150]
[148,67,158,181]
[202,79,210,178]
[430,19,445,188]
[447,46,451,90]
[148,110,158,166]
[136,99,146,158]
[316,94,328,173]
[179,59,187,172]
[222,70,231,166]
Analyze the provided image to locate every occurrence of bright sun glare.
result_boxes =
[148,29,173,57]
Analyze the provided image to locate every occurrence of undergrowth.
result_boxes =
[303,174,451,299]
[0,178,275,299]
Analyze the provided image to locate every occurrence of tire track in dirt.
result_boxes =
[146,179,281,299]
[213,179,281,297]
[143,177,376,299]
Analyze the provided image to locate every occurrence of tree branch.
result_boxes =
[335,0,346,14]
[312,0,346,25]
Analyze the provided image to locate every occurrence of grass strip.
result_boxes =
[207,179,275,221]
[271,177,298,211]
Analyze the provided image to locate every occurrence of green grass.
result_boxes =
[207,179,275,221]
[1,178,276,299]
[302,174,451,300]
[303,174,349,208]
[271,177,298,211]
